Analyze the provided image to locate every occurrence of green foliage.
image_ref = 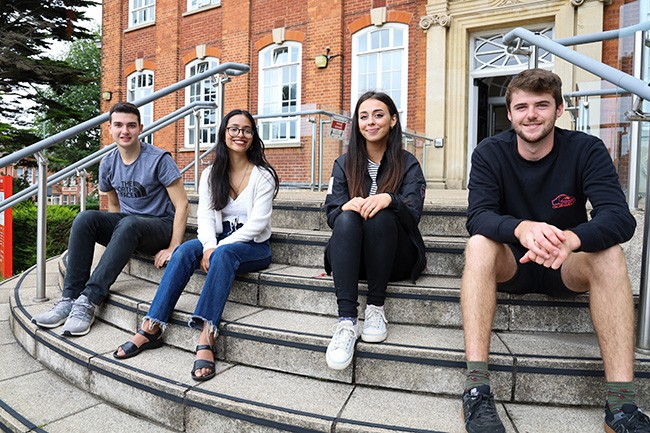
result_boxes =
[12,176,31,195]
[11,202,81,274]
[35,35,102,181]
[0,0,99,166]
[1,0,97,121]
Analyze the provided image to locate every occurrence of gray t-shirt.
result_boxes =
[99,141,181,218]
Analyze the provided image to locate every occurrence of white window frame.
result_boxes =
[127,70,154,144]
[184,57,221,149]
[351,23,408,126]
[257,42,302,145]
[129,0,155,28]
[187,0,220,12]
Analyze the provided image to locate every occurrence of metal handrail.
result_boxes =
[503,24,650,353]
[503,28,650,102]
[2,63,249,301]
[0,62,249,170]
[0,101,217,213]
[252,109,433,191]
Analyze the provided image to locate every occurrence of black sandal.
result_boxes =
[191,344,216,382]
[113,328,163,359]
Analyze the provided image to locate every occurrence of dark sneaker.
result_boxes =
[605,403,650,433]
[461,385,506,433]
[31,297,73,328]
[61,295,95,337]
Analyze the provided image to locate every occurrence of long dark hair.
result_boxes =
[346,91,404,198]
[208,109,279,210]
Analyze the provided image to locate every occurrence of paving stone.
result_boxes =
[0,342,44,382]
[0,369,99,429]
[43,403,180,433]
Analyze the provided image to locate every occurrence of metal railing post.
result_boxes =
[79,169,88,212]
[34,151,49,302]
[319,118,330,191]
[309,118,317,191]
[637,161,650,354]
[194,110,201,193]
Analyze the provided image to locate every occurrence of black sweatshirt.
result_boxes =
[466,127,636,252]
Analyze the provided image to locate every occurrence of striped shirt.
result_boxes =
[368,159,380,195]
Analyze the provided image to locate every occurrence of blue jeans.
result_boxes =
[144,238,271,334]
[62,210,173,306]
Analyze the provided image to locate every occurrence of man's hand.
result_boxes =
[342,193,391,219]
[200,248,215,273]
[515,221,580,269]
[153,247,174,269]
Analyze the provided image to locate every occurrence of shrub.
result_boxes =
[12,202,80,274]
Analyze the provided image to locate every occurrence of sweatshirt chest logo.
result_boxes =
[551,194,576,209]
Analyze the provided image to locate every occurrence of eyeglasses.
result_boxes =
[226,126,254,138]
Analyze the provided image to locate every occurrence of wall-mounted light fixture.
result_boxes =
[314,47,342,69]
[101,91,112,101]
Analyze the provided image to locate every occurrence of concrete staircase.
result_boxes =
[2,188,647,432]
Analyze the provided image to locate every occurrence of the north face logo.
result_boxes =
[116,180,147,198]
[551,194,576,209]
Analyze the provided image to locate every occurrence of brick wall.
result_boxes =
[101,0,429,188]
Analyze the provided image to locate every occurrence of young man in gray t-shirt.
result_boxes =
[32,102,189,337]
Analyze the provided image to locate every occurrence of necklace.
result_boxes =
[230,163,250,199]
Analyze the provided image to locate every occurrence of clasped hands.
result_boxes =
[342,193,392,220]
[514,221,581,270]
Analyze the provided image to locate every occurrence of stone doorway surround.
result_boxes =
[419,0,605,189]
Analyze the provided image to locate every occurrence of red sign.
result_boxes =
[0,176,12,277]
[329,118,347,140]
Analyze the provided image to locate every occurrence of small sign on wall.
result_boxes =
[329,116,348,140]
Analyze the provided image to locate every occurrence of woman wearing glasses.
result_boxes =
[114,109,279,382]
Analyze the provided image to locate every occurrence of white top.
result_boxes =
[367,159,380,196]
[196,165,276,252]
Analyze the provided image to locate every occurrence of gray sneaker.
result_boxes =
[61,295,96,337]
[31,297,74,328]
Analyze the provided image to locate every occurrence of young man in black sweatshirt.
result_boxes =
[461,68,647,433]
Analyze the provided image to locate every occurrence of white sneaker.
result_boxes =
[361,305,388,343]
[325,320,359,370]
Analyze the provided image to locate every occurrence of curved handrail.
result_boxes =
[0,62,250,169]
[503,28,650,101]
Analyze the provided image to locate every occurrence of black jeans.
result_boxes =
[326,210,418,318]
[62,210,173,306]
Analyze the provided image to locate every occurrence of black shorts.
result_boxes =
[497,244,578,298]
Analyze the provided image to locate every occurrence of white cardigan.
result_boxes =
[196,165,275,252]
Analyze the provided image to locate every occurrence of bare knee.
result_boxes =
[464,235,516,281]
[563,245,629,291]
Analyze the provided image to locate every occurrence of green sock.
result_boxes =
[465,361,490,390]
[606,381,636,412]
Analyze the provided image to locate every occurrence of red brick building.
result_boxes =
[100,0,649,201]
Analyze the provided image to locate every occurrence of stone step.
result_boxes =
[184,226,467,277]
[124,254,597,334]
[38,254,650,407]
[0,267,180,433]
[188,193,469,237]
[5,257,637,432]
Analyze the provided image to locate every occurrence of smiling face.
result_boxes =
[224,114,254,156]
[507,89,564,158]
[108,112,143,150]
[357,98,397,148]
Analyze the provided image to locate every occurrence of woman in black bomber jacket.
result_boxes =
[323,91,427,371]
